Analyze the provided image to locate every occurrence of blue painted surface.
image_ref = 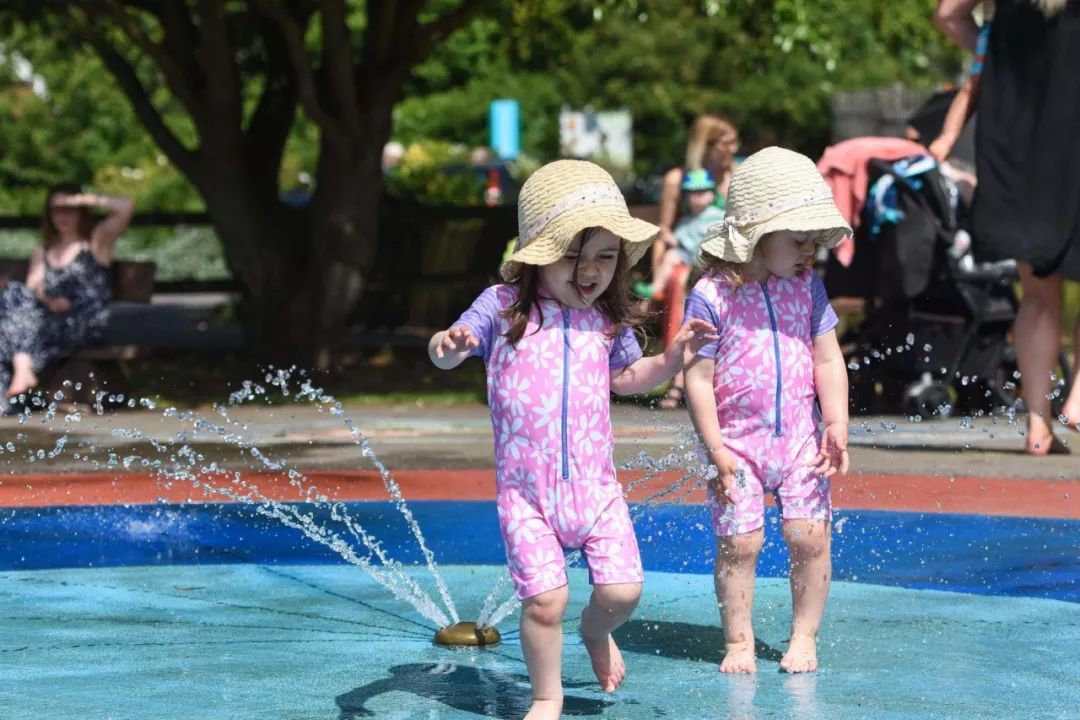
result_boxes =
[2,501,1077,602]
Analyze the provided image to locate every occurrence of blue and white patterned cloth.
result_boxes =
[0,247,110,398]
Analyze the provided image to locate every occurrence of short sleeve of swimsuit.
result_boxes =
[609,324,643,370]
[453,285,505,362]
[810,273,839,337]
[684,288,721,359]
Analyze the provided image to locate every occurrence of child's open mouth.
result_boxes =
[576,281,599,296]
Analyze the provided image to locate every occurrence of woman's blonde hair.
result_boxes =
[684,114,739,171]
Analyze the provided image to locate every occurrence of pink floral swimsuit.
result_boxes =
[685,270,839,536]
[456,284,645,599]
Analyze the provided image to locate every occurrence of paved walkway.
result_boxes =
[2,401,1076,480]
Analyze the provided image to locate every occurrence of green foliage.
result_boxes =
[2,0,965,215]
[0,226,227,281]
[93,154,203,213]
[0,29,201,214]
[384,141,487,205]
[399,0,965,173]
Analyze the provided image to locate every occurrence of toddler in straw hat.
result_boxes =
[682,146,852,675]
[430,159,716,719]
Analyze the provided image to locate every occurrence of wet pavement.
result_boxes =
[1,401,1076,481]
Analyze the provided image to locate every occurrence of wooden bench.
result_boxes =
[0,257,156,401]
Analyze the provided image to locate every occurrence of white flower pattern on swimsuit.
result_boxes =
[686,270,838,537]
[455,284,645,599]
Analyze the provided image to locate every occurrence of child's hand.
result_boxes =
[811,421,850,477]
[435,326,479,359]
[667,318,719,367]
[706,446,740,504]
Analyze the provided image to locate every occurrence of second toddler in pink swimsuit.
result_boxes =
[683,147,852,676]
[430,159,715,720]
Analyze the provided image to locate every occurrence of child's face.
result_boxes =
[538,228,622,308]
[686,189,716,216]
[757,230,819,279]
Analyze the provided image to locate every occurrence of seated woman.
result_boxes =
[644,114,739,408]
[0,184,134,402]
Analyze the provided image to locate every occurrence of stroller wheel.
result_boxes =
[905,379,954,419]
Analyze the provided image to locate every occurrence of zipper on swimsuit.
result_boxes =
[760,284,783,437]
[561,308,571,480]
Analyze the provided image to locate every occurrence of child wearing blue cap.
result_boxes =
[634,169,725,301]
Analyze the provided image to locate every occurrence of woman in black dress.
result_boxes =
[0,184,134,400]
[938,0,1080,454]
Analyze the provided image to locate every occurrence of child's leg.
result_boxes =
[715,528,764,673]
[780,518,831,673]
[520,585,569,720]
[580,581,642,692]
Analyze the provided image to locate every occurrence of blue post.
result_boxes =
[489,99,520,160]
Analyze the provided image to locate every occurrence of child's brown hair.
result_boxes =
[502,227,643,345]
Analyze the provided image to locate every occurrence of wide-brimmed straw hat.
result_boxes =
[699,146,850,263]
[500,159,658,282]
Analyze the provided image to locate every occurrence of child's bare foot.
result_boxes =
[1026,433,1070,455]
[5,368,37,398]
[582,633,626,692]
[1059,404,1080,432]
[780,633,818,673]
[523,698,562,720]
[719,639,756,673]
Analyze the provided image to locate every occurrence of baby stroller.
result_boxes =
[826,155,1035,418]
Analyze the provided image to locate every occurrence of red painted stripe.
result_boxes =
[0,470,1076,519]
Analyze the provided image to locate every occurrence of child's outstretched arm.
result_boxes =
[812,329,850,477]
[610,319,718,395]
[428,326,480,370]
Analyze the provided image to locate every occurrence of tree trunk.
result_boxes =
[199,139,384,369]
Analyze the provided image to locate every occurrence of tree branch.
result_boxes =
[252,0,340,137]
[320,0,359,128]
[195,0,242,131]
[69,10,199,181]
[364,0,422,69]
[88,0,199,114]
[403,0,489,68]
[243,4,302,198]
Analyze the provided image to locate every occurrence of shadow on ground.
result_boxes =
[616,618,784,664]
[335,663,617,718]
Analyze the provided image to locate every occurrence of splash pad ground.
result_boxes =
[2,404,1078,719]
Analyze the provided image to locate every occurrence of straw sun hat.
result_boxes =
[699,146,851,263]
[500,159,659,282]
